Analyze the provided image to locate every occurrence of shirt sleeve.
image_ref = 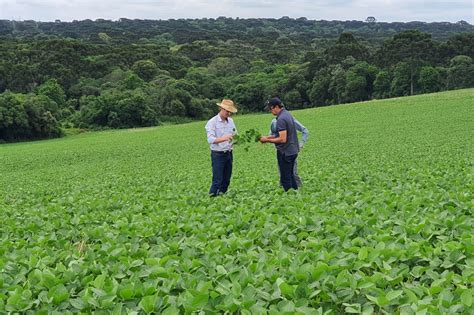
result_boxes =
[269,119,277,136]
[276,117,287,132]
[294,119,309,145]
[230,118,237,135]
[205,119,217,144]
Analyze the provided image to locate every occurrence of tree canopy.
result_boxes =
[0,18,473,142]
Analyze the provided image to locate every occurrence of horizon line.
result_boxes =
[1,16,472,25]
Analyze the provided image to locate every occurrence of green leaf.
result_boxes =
[186,293,209,311]
[311,262,328,281]
[358,247,368,260]
[403,288,418,303]
[279,282,295,298]
[131,259,144,267]
[309,289,321,299]
[100,294,116,308]
[150,266,169,278]
[344,303,361,313]
[386,290,403,301]
[119,284,135,300]
[6,292,22,307]
[366,294,378,304]
[461,289,472,307]
[93,274,106,289]
[377,295,390,307]
[295,283,309,299]
[362,304,374,315]
[383,261,391,270]
[162,305,180,315]
[69,298,86,310]
[357,280,374,289]
[216,265,227,274]
[112,303,124,315]
[139,295,157,314]
[48,284,70,305]
[366,294,389,307]
[41,271,59,289]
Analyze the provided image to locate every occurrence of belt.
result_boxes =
[212,150,232,154]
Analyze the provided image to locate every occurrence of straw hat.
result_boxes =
[216,99,238,113]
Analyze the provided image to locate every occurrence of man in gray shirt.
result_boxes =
[270,117,308,187]
[260,97,299,191]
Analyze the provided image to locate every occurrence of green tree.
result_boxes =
[373,70,391,99]
[231,80,268,112]
[375,30,435,95]
[150,33,176,46]
[69,77,101,98]
[447,55,474,89]
[344,62,378,102]
[418,66,442,93]
[308,69,331,106]
[37,79,66,108]
[114,89,155,127]
[329,65,346,104]
[97,32,111,43]
[325,33,369,65]
[283,89,302,109]
[178,40,214,64]
[23,94,62,137]
[78,89,158,128]
[304,51,328,80]
[185,67,225,99]
[0,92,61,141]
[391,62,412,97]
[208,57,249,77]
[187,98,213,119]
[132,60,158,82]
[0,92,29,140]
[157,86,190,117]
[118,73,146,90]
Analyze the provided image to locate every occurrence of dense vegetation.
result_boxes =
[0,89,472,313]
[0,18,473,142]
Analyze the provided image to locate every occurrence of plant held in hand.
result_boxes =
[233,128,262,151]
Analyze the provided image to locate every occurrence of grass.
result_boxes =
[0,89,473,313]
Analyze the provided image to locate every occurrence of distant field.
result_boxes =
[0,89,473,313]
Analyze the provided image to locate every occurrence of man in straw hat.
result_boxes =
[205,99,238,197]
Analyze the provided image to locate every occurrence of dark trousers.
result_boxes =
[277,158,302,187]
[209,151,233,196]
[277,150,298,191]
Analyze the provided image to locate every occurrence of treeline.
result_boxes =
[0,18,473,142]
[1,17,472,45]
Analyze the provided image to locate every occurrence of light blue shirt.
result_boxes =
[270,118,309,148]
[205,114,236,151]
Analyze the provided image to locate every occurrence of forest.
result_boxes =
[0,17,473,142]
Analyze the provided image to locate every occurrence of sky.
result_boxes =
[0,0,472,23]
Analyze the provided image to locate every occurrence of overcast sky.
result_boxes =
[0,0,472,23]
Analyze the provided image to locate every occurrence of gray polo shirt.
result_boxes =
[275,109,299,156]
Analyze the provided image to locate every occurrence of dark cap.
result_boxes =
[264,97,283,110]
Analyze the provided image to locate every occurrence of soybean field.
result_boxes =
[0,89,473,314]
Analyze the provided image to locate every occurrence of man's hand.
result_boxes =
[213,134,234,144]
[259,136,269,143]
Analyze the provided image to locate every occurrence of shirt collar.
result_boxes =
[217,113,229,123]
[276,108,286,118]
